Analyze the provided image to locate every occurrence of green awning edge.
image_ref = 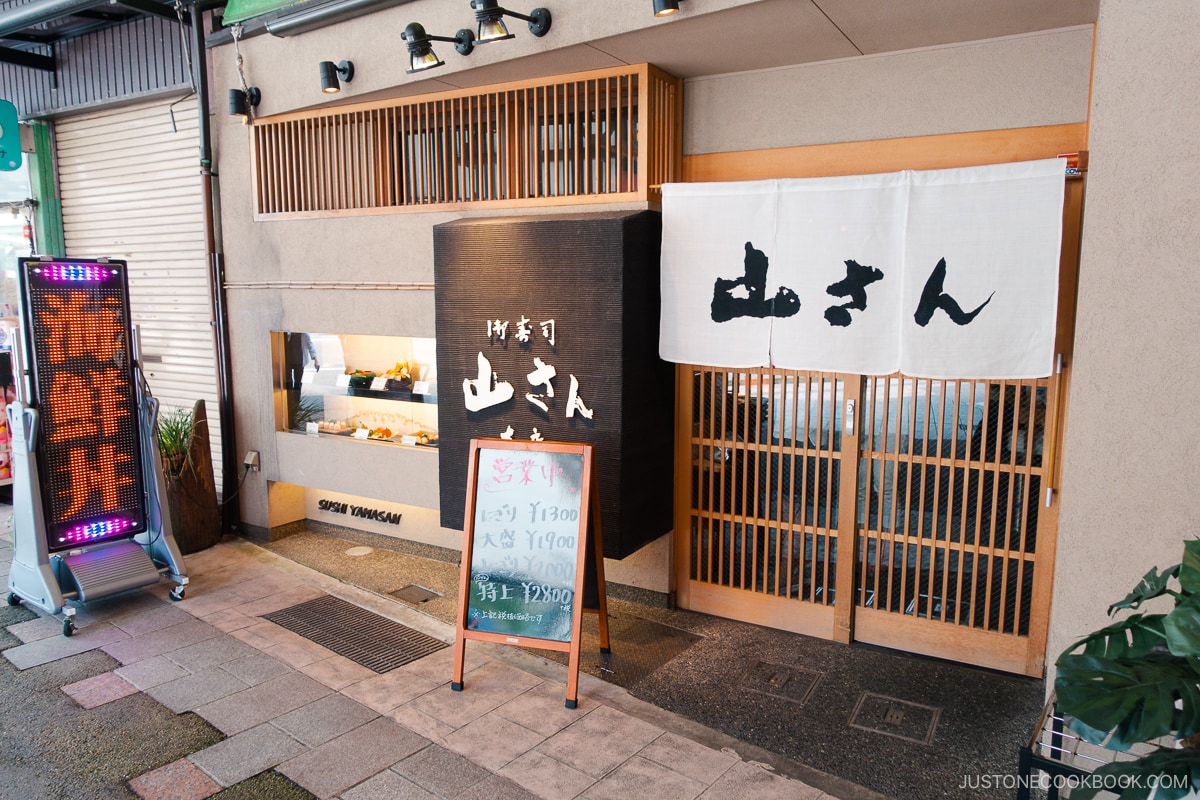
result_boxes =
[221,0,305,25]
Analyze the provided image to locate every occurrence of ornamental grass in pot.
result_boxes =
[155,400,221,555]
[1054,539,1200,799]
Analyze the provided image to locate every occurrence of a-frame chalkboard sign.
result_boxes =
[451,438,610,708]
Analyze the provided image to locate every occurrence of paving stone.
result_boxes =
[103,601,194,637]
[393,743,491,797]
[6,615,62,643]
[146,667,252,714]
[638,732,740,785]
[129,757,221,800]
[340,665,440,713]
[62,670,139,709]
[232,584,326,617]
[218,651,295,687]
[195,671,332,735]
[116,655,192,690]
[696,760,825,800]
[404,660,541,728]
[101,619,222,665]
[200,606,257,632]
[579,755,706,800]
[494,680,593,737]
[166,635,260,671]
[172,589,245,619]
[398,644,460,683]
[386,702,458,745]
[498,748,596,800]
[4,621,130,670]
[231,621,332,667]
[536,705,663,778]
[454,774,541,800]
[442,711,546,772]
[341,769,439,800]
[270,693,379,747]
[225,573,307,603]
[190,722,309,787]
[277,717,428,799]
[300,653,377,690]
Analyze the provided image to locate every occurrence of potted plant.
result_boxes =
[155,400,221,554]
[1054,539,1200,799]
[157,406,193,480]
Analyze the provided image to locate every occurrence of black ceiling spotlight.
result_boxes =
[653,0,681,16]
[401,22,475,74]
[228,86,261,123]
[470,0,552,43]
[319,60,354,94]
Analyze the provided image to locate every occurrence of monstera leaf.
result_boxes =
[1056,651,1200,749]
[1108,564,1181,615]
[1164,594,1200,657]
[1069,748,1200,800]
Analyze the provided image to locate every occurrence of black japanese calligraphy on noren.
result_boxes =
[711,242,801,323]
[913,257,994,327]
[824,259,884,327]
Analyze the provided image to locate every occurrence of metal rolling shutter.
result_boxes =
[56,97,224,488]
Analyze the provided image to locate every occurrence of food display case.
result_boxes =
[275,332,438,448]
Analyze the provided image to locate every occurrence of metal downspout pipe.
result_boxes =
[190,0,239,535]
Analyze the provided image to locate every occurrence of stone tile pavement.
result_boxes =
[1,529,881,800]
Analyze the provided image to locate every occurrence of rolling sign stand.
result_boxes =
[7,257,187,637]
[452,439,610,708]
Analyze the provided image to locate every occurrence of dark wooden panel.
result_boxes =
[434,210,673,559]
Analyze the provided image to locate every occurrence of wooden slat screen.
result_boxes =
[251,64,682,218]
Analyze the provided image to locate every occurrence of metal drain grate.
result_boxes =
[263,594,447,673]
[848,692,941,745]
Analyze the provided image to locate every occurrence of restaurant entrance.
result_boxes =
[672,163,1083,677]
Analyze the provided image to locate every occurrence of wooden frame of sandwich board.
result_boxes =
[451,438,610,708]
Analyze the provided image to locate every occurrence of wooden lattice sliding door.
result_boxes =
[676,369,860,640]
[676,366,1061,675]
[851,376,1058,674]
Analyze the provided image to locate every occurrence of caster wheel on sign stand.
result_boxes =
[62,618,75,637]
[6,592,20,606]
[169,586,185,602]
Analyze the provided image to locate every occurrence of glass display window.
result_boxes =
[274,331,438,447]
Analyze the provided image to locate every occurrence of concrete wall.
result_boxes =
[1047,0,1200,668]
[684,26,1093,154]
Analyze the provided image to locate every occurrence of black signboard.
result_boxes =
[19,258,147,551]
[433,211,674,559]
[452,438,609,707]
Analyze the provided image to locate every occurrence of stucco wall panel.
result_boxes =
[683,26,1094,154]
[1049,0,1200,671]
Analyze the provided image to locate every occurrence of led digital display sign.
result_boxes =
[19,258,147,552]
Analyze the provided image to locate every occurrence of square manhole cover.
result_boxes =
[849,692,941,745]
[738,661,822,705]
[389,584,441,604]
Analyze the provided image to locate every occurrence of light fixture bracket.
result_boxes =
[470,1,552,40]
[402,22,475,74]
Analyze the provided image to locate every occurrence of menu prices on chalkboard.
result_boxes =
[466,446,585,642]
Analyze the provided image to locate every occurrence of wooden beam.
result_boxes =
[683,123,1089,182]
